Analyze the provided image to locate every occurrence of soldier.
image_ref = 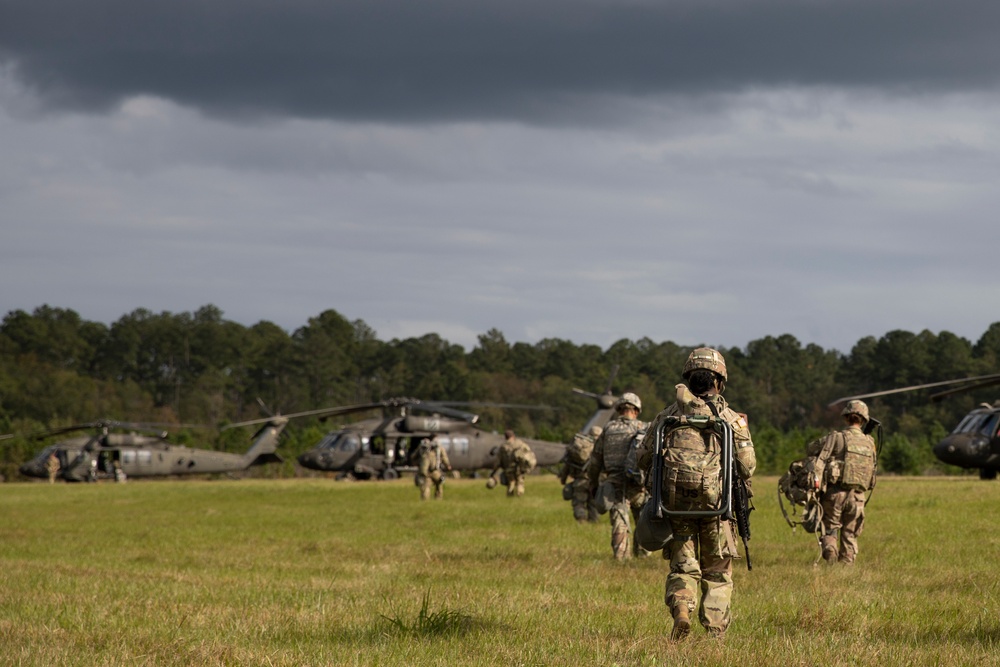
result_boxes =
[811,400,877,565]
[488,430,536,497]
[588,392,650,560]
[560,425,602,523]
[46,452,60,483]
[417,434,452,500]
[641,348,755,642]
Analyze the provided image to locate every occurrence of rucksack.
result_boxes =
[777,455,822,533]
[566,433,595,466]
[514,445,536,474]
[660,396,722,512]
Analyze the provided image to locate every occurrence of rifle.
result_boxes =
[730,472,753,571]
[700,400,753,571]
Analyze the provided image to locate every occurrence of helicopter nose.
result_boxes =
[934,434,976,466]
[296,451,322,470]
[19,462,41,478]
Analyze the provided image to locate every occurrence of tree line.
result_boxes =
[2,304,999,480]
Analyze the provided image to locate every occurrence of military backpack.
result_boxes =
[660,396,723,512]
[566,433,595,466]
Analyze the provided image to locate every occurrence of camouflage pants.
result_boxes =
[570,477,598,522]
[419,473,444,500]
[820,486,865,563]
[607,478,650,559]
[664,517,736,635]
[505,469,525,497]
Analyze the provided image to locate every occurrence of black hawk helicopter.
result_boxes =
[267,398,562,480]
[830,372,1000,479]
[287,371,625,480]
[16,414,292,482]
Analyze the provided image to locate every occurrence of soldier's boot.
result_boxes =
[612,529,630,560]
[670,603,692,642]
[822,548,837,564]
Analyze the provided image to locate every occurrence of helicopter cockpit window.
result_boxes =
[979,413,1000,438]
[954,413,986,434]
[316,434,341,450]
[338,434,361,453]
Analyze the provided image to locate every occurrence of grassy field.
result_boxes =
[2,474,999,666]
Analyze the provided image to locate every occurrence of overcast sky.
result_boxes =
[2,0,999,354]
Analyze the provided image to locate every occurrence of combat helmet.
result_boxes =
[841,399,870,424]
[683,347,728,381]
[616,392,642,413]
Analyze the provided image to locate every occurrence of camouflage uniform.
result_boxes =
[417,437,452,500]
[560,426,601,523]
[492,433,535,497]
[812,408,877,564]
[588,394,649,560]
[643,394,755,637]
[637,349,755,641]
[46,453,60,483]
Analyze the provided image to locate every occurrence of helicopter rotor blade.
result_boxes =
[828,373,1000,407]
[930,376,1000,402]
[222,402,392,430]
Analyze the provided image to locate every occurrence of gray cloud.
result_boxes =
[2,0,1000,123]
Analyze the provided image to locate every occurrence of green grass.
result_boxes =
[2,475,999,666]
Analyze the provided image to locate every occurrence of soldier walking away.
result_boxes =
[561,425,602,522]
[46,452,60,483]
[588,393,650,560]
[488,430,536,496]
[641,348,756,642]
[417,434,452,500]
[812,400,877,565]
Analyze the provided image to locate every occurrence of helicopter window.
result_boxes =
[449,437,470,456]
[954,413,986,434]
[979,414,999,438]
[316,434,341,450]
[338,434,361,453]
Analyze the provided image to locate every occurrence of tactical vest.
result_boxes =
[601,418,643,473]
[419,445,443,476]
[661,397,722,512]
[839,430,876,490]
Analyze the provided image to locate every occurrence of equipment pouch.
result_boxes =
[635,498,673,552]
[594,479,618,514]
[562,482,574,501]
[826,460,843,485]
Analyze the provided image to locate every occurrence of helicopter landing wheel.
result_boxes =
[979,468,998,481]
[381,468,399,481]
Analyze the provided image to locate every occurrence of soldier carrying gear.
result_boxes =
[488,430,536,496]
[639,347,755,642]
[417,434,452,501]
[588,392,650,560]
[812,399,878,564]
[561,425,603,523]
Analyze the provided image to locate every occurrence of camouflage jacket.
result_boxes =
[813,425,876,491]
[498,438,534,475]
[418,441,451,476]
[588,416,647,488]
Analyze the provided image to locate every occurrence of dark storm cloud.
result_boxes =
[2,0,999,122]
